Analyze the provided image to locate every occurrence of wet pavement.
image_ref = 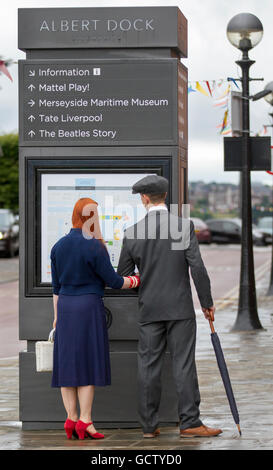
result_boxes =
[0,251,273,450]
[0,255,19,284]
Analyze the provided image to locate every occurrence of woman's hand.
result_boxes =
[122,274,140,289]
[52,294,59,329]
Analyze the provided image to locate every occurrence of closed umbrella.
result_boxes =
[209,318,241,436]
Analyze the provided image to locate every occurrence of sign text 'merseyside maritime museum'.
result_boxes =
[18,6,188,430]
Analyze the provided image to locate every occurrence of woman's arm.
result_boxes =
[52,294,58,329]
[50,249,61,294]
[50,248,60,328]
[93,241,140,290]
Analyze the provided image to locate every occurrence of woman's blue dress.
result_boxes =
[50,228,124,388]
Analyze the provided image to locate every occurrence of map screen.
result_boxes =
[41,172,153,283]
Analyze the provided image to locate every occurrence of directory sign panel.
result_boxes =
[19,60,177,146]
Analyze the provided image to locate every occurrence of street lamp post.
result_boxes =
[227,13,263,330]
[263,82,273,295]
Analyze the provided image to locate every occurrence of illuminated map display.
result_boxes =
[41,172,153,282]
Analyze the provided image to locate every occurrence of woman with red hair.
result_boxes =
[50,198,139,440]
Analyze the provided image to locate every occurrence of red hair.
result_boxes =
[72,198,104,242]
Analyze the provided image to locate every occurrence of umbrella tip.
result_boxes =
[237,424,242,436]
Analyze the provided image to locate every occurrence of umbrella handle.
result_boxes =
[209,319,215,333]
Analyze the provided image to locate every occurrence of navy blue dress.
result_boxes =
[50,228,124,388]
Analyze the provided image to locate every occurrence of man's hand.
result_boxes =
[202,305,215,321]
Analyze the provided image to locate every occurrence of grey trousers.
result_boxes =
[137,318,203,433]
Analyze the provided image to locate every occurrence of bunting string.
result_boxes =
[187,78,240,135]
[188,77,269,137]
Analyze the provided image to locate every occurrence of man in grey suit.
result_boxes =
[117,175,222,438]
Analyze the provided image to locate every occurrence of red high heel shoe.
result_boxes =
[64,418,78,439]
[75,420,104,440]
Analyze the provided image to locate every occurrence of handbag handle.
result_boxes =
[48,328,55,343]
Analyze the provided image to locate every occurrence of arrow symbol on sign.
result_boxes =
[28,115,35,122]
[28,130,35,138]
[28,84,36,91]
[29,70,35,77]
[28,99,35,107]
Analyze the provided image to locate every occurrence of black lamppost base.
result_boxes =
[231,319,264,332]
[231,309,264,331]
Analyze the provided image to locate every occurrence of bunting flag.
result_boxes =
[211,80,217,95]
[221,127,232,135]
[222,110,228,129]
[206,81,213,97]
[227,77,240,89]
[220,110,228,132]
[216,84,231,100]
[220,109,232,135]
[0,60,13,82]
[256,125,269,136]
[213,98,228,107]
[188,86,196,94]
[195,81,209,97]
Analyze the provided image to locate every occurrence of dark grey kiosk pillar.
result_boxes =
[18,7,188,430]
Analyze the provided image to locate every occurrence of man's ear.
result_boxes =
[141,194,150,206]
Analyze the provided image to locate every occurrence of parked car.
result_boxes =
[0,209,19,257]
[256,217,273,245]
[191,217,212,244]
[205,218,267,246]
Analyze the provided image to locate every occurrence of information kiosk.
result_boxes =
[18,6,188,430]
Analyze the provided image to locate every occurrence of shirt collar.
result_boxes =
[148,204,168,213]
[70,227,82,234]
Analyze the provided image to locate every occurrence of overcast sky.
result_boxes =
[1,0,272,185]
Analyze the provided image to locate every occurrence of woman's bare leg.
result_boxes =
[61,387,78,421]
[77,385,97,433]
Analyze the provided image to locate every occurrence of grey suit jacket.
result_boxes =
[117,210,213,322]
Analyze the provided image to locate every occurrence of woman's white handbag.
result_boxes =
[35,329,55,372]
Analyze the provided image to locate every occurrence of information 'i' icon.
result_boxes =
[93,68,101,76]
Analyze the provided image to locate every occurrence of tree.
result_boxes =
[0,133,19,212]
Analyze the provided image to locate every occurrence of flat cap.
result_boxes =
[132,175,169,194]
